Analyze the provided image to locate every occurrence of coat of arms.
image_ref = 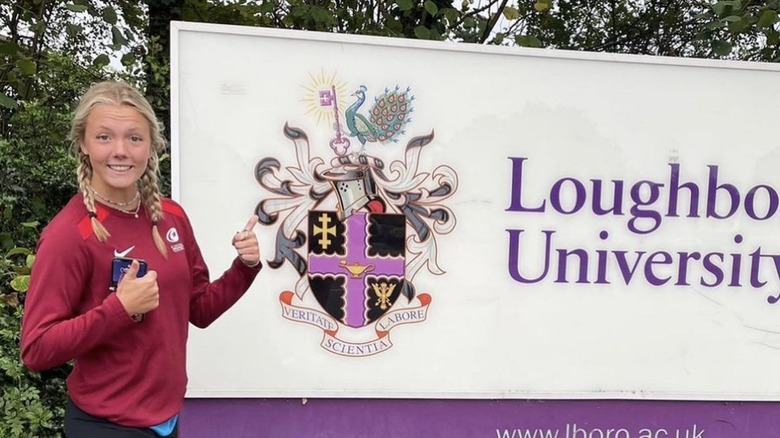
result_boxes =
[254,72,458,356]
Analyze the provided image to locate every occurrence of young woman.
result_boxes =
[21,81,262,437]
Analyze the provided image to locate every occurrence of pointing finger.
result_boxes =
[243,215,259,232]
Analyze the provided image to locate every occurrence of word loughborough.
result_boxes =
[507,158,780,235]
[505,157,780,303]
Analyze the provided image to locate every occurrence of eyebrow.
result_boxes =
[90,125,114,131]
[90,125,147,134]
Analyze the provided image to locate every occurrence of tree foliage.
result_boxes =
[1,0,779,435]
[0,1,146,116]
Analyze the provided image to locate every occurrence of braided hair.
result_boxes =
[70,81,168,257]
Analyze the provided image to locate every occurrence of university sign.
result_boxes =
[172,22,780,400]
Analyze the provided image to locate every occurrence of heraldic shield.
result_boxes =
[308,210,406,328]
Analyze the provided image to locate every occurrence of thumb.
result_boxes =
[121,259,140,282]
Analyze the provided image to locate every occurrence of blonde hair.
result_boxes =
[71,80,168,257]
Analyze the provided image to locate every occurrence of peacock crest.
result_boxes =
[345,85,414,149]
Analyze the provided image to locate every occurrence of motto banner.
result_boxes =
[171,21,780,400]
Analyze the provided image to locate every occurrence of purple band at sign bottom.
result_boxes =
[181,398,779,438]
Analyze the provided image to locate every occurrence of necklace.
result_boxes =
[88,185,142,218]
[117,200,142,219]
[88,184,140,207]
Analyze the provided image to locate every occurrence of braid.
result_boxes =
[77,154,111,241]
[140,152,168,257]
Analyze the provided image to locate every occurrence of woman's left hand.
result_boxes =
[232,215,260,267]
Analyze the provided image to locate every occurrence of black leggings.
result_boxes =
[64,398,179,438]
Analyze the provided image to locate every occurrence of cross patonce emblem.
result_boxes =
[313,212,337,249]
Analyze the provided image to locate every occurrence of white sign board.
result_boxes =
[171,21,780,400]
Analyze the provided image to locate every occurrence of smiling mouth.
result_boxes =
[108,165,133,171]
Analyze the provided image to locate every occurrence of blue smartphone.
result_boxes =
[109,257,148,292]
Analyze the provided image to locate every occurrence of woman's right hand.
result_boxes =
[115,260,159,317]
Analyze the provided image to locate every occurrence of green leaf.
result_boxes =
[0,93,13,109]
[442,8,459,24]
[16,58,35,75]
[534,1,551,12]
[10,275,30,293]
[92,54,110,67]
[121,52,136,66]
[26,254,35,268]
[66,23,83,38]
[111,26,128,46]
[712,39,733,56]
[259,2,274,13]
[767,29,780,46]
[6,248,31,257]
[66,4,89,12]
[704,20,727,30]
[414,25,431,39]
[0,41,19,56]
[515,34,543,47]
[722,15,741,22]
[386,17,403,33]
[102,7,118,25]
[757,9,779,28]
[503,6,521,20]
[712,1,732,16]
[311,7,332,24]
[397,0,413,12]
[20,221,38,228]
[727,18,749,34]
[424,0,438,16]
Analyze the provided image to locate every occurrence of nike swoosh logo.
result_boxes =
[114,246,135,258]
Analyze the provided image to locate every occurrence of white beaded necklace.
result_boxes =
[88,185,142,218]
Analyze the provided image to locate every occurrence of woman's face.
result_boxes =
[81,103,152,202]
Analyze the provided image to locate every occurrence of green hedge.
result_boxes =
[1,245,70,437]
